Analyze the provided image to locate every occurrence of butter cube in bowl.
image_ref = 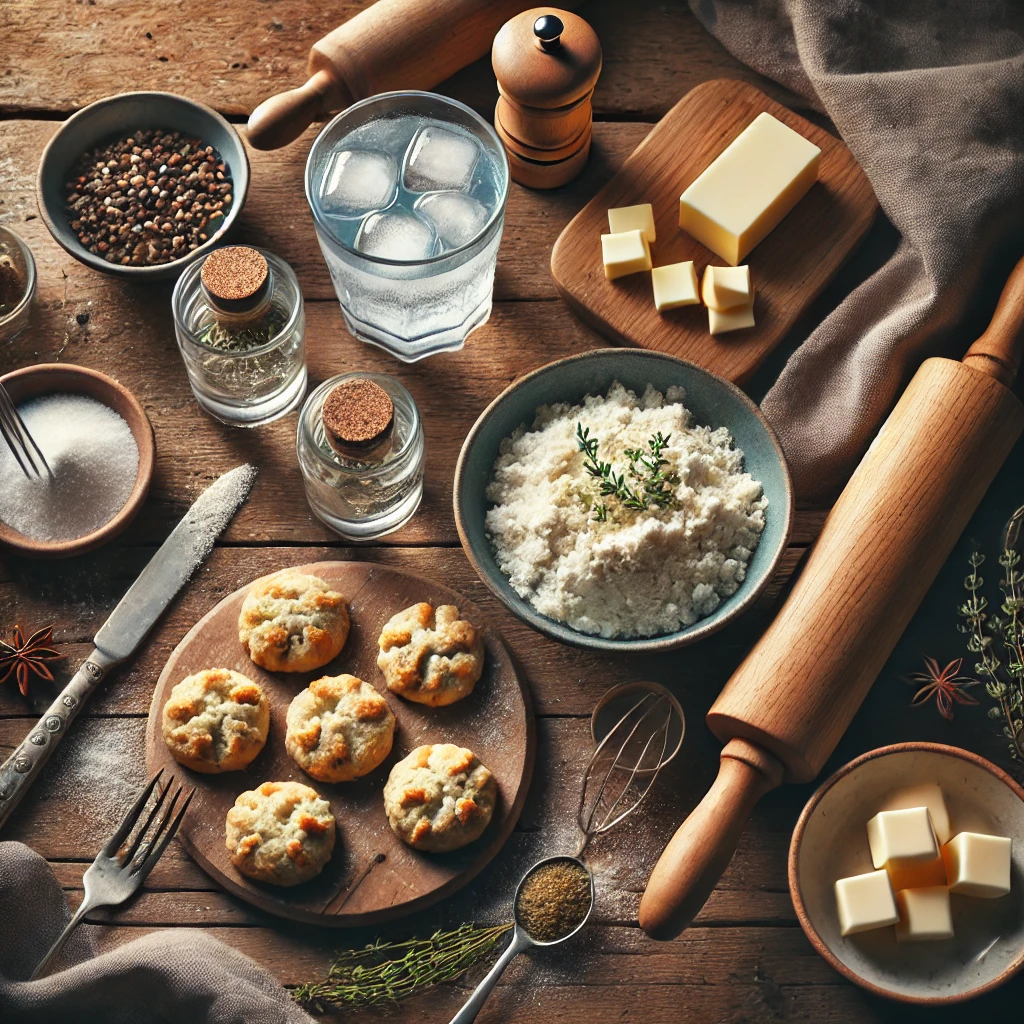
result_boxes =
[789,743,1024,1003]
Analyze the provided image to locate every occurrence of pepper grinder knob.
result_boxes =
[533,14,564,52]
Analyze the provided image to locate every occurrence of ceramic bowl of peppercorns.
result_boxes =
[37,91,249,280]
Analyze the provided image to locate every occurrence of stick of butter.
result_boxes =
[679,112,821,266]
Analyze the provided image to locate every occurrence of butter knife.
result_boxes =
[0,463,258,829]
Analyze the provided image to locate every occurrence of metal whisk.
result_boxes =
[0,381,52,480]
[576,683,685,856]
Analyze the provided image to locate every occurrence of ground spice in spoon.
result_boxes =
[515,858,592,943]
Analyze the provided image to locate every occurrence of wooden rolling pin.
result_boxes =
[247,0,580,150]
[639,255,1024,940]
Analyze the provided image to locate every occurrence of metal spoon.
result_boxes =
[447,855,595,1024]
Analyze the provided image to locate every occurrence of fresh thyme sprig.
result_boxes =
[957,547,1024,763]
[292,922,513,1012]
[576,423,678,520]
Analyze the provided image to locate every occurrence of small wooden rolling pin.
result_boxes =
[639,254,1024,940]
[247,0,580,150]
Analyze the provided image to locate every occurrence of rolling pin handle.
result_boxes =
[963,253,1024,386]
[246,69,345,151]
[638,737,784,941]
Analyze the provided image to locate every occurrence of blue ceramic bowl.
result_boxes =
[454,349,793,652]
[37,92,249,281]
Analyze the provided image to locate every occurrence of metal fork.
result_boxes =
[30,770,194,980]
[0,381,52,480]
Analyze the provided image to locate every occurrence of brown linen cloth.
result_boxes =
[0,842,314,1023]
[689,1,1024,501]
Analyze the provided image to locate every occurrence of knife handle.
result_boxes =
[0,648,115,831]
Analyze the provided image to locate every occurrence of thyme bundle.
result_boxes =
[293,922,513,1012]
[958,545,1024,763]
[575,423,678,522]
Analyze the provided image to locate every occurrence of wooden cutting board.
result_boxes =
[550,79,878,383]
[145,561,535,927]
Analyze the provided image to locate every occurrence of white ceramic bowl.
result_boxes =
[790,743,1024,1004]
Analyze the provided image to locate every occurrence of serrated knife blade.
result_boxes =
[0,463,258,829]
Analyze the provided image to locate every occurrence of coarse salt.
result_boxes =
[0,393,139,542]
[485,382,767,639]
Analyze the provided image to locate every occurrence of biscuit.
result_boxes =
[285,674,395,783]
[238,570,349,673]
[162,668,269,773]
[383,743,496,852]
[225,780,335,886]
[377,603,484,706]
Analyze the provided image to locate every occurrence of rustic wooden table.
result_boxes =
[3,2,1022,1020]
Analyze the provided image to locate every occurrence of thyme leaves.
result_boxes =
[576,423,678,521]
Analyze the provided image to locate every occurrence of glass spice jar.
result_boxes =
[171,245,306,426]
[0,226,36,343]
[297,372,424,540]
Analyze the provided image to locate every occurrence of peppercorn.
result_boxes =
[63,128,233,267]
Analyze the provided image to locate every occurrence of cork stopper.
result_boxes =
[322,378,395,460]
[200,246,271,315]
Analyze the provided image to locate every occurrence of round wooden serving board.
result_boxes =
[145,561,535,926]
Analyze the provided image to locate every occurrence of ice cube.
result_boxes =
[403,124,480,193]
[414,191,489,250]
[355,210,436,261]
[320,149,397,217]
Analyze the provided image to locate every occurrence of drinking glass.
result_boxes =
[305,91,510,362]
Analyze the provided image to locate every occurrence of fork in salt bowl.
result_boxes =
[30,770,194,980]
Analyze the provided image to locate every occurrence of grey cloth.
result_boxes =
[0,842,314,1024]
[690,0,1024,501]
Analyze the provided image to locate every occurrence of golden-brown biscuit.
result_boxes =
[285,674,395,783]
[377,603,484,706]
[225,780,335,886]
[383,743,496,852]
[161,668,269,773]
[238,570,349,673]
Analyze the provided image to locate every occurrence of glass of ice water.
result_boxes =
[305,91,510,362]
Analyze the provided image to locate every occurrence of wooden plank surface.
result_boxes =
[8,2,1008,1022]
[0,0,800,120]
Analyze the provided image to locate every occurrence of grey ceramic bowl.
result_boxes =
[453,349,793,652]
[790,743,1024,1004]
[37,91,249,281]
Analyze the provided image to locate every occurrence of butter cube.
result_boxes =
[834,869,899,937]
[701,265,752,311]
[879,784,951,844]
[887,856,947,893]
[601,230,652,281]
[708,300,755,335]
[679,111,821,265]
[651,261,699,311]
[608,203,656,244]
[941,832,1011,898]
[867,807,939,876]
[895,886,954,942]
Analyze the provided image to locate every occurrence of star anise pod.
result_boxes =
[0,625,62,697]
[907,656,980,721]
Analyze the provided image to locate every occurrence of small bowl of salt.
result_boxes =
[0,364,155,558]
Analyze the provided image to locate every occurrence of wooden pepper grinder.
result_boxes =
[491,8,602,189]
